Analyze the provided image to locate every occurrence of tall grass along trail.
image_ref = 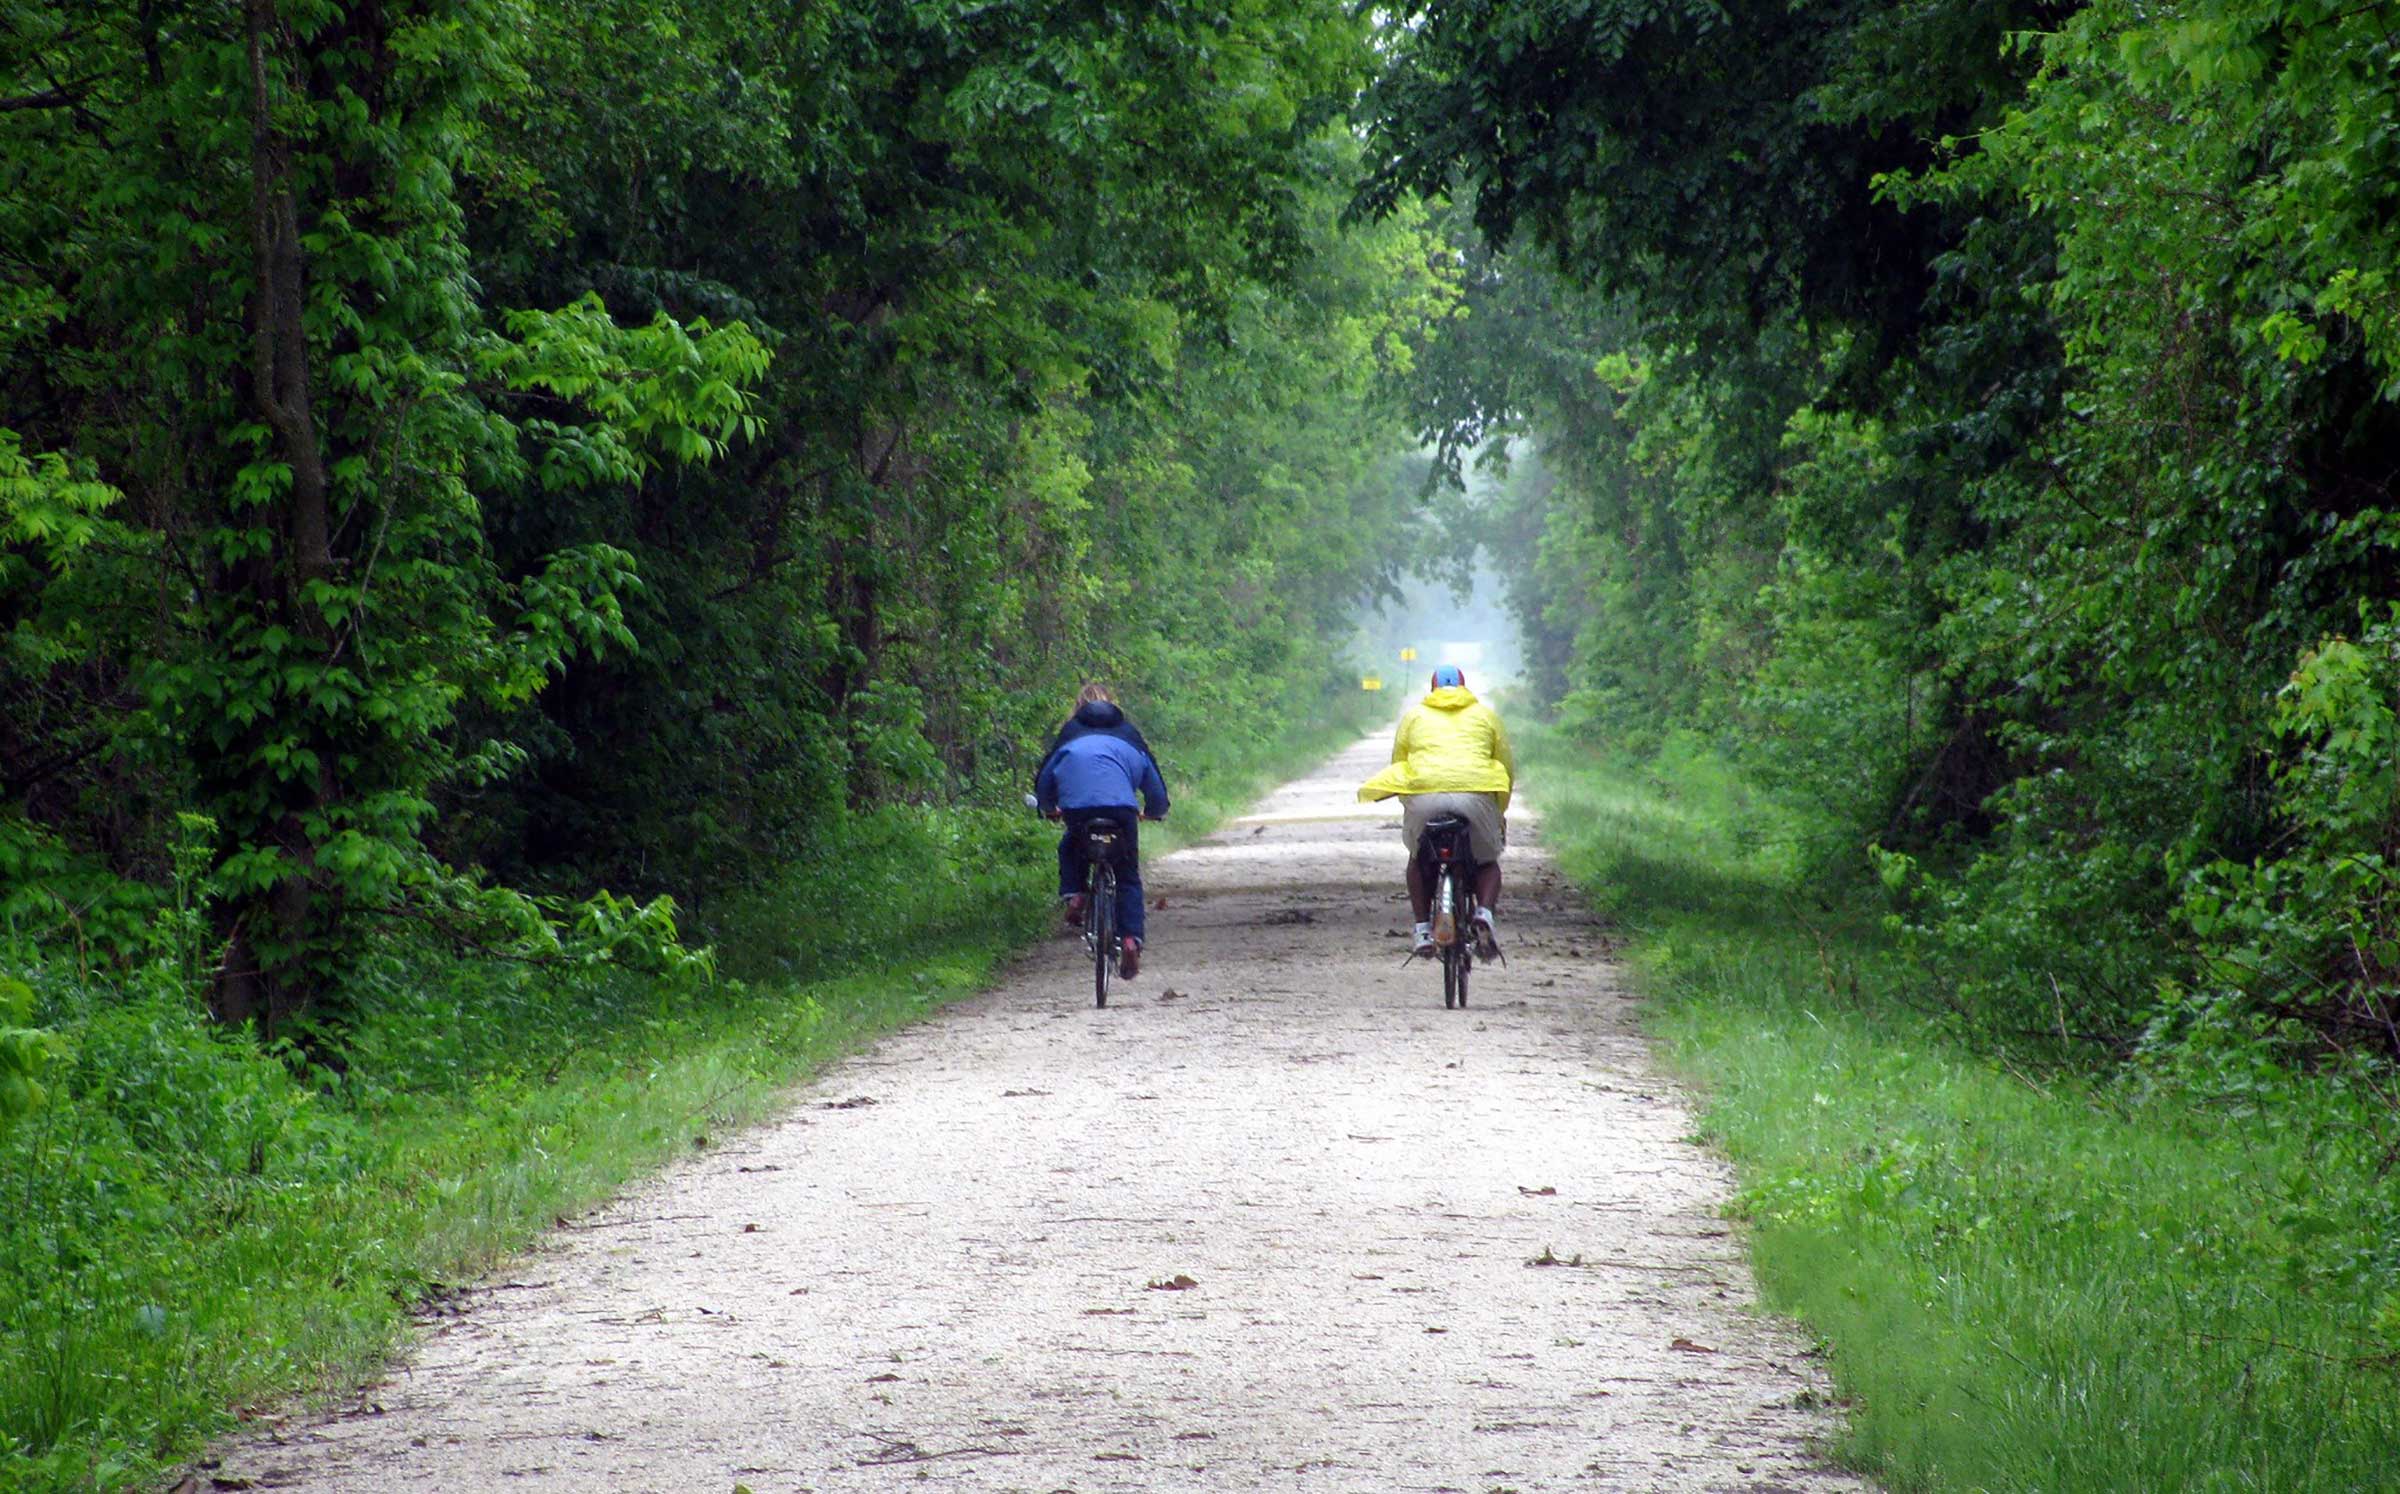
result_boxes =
[210,734,1861,1491]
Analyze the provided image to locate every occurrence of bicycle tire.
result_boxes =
[1439,867,1460,1008]
[1457,940,1471,1007]
[1092,863,1114,1008]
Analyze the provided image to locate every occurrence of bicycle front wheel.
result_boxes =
[1092,865,1115,1008]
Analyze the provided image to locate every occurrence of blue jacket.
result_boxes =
[1037,730,1169,817]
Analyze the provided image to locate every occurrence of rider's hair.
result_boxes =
[1076,681,1114,707]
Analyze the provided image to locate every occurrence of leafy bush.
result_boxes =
[2153,611,2400,1084]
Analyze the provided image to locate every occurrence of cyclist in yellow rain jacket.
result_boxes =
[1358,665,1515,958]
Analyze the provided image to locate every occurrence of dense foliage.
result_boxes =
[3,0,1444,1022]
[1365,0,2400,1076]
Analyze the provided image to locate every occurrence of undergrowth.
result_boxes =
[1522,721,2400,1492]
[0,688,1379,1492]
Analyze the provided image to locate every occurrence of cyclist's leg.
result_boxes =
[1056,818,1082,898]
[1466,793,1505,955]
[1463,793,1506,909]
[1115,816,1144,940]
[1399,796,1434,921]
[1057,810,1095,924]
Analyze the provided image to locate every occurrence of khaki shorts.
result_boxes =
[1400,792,1506,863]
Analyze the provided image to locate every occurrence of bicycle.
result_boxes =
[1073,814,1131,1008]
[1417,811,1479,1009]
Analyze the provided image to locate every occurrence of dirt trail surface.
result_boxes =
[215,731,1862,1493]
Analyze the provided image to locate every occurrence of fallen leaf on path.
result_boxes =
[1175,1431,1216,1441]
[1153,896,1169,909]
[1146,1273,1199,1291]
[1252,825,1267,835]
[742,1223,761,1233]
[1669,1337,1718,1353]
[1082,1307,1136,1316]
[866,1373,900,1383]
[1423,1325,1449,1334]
[1000,1088,1051,1097]
[736,1164,782,1173]
[1518,1185,1558,1196]
[1351,1273,1385,1280]
[820,1095,878,1110]
[1095,1451,1143,1462]
[1158,988,1186,1001]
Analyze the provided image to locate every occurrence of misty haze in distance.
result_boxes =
[1357,557,1525,698]
[1356,454,1525,698]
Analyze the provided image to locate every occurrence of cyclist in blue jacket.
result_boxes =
[1035,684,1169,978]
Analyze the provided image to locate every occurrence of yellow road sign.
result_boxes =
[1360,675,1384,691]
[1398,646,1417,661]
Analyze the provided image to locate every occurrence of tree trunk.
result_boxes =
[215,0,339,1029]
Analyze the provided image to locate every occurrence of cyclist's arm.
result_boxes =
[1139,756,1169,820]
[1034,750,1063,815]
[1491,711,1517,813]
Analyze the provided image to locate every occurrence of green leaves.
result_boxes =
[0,976,61,1133]
[483,294,770,474]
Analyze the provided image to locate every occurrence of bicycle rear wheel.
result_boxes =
[1091,864,1115,1008]
[1456,942,1471,1007]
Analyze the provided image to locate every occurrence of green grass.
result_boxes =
[0,689,1382,1493]
[1522,721,2400,1493]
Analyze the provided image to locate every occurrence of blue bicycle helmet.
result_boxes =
[1431,665,1465,688]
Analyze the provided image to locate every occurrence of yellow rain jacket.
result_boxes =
[1357,686,1515,812]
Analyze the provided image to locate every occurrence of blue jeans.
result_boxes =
[1058,808,1145,941]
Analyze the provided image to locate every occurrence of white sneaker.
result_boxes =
[1471,908,1499,960]
[1412,922,1436,957]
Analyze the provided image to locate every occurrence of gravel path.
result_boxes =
[213,731,1862,1493]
